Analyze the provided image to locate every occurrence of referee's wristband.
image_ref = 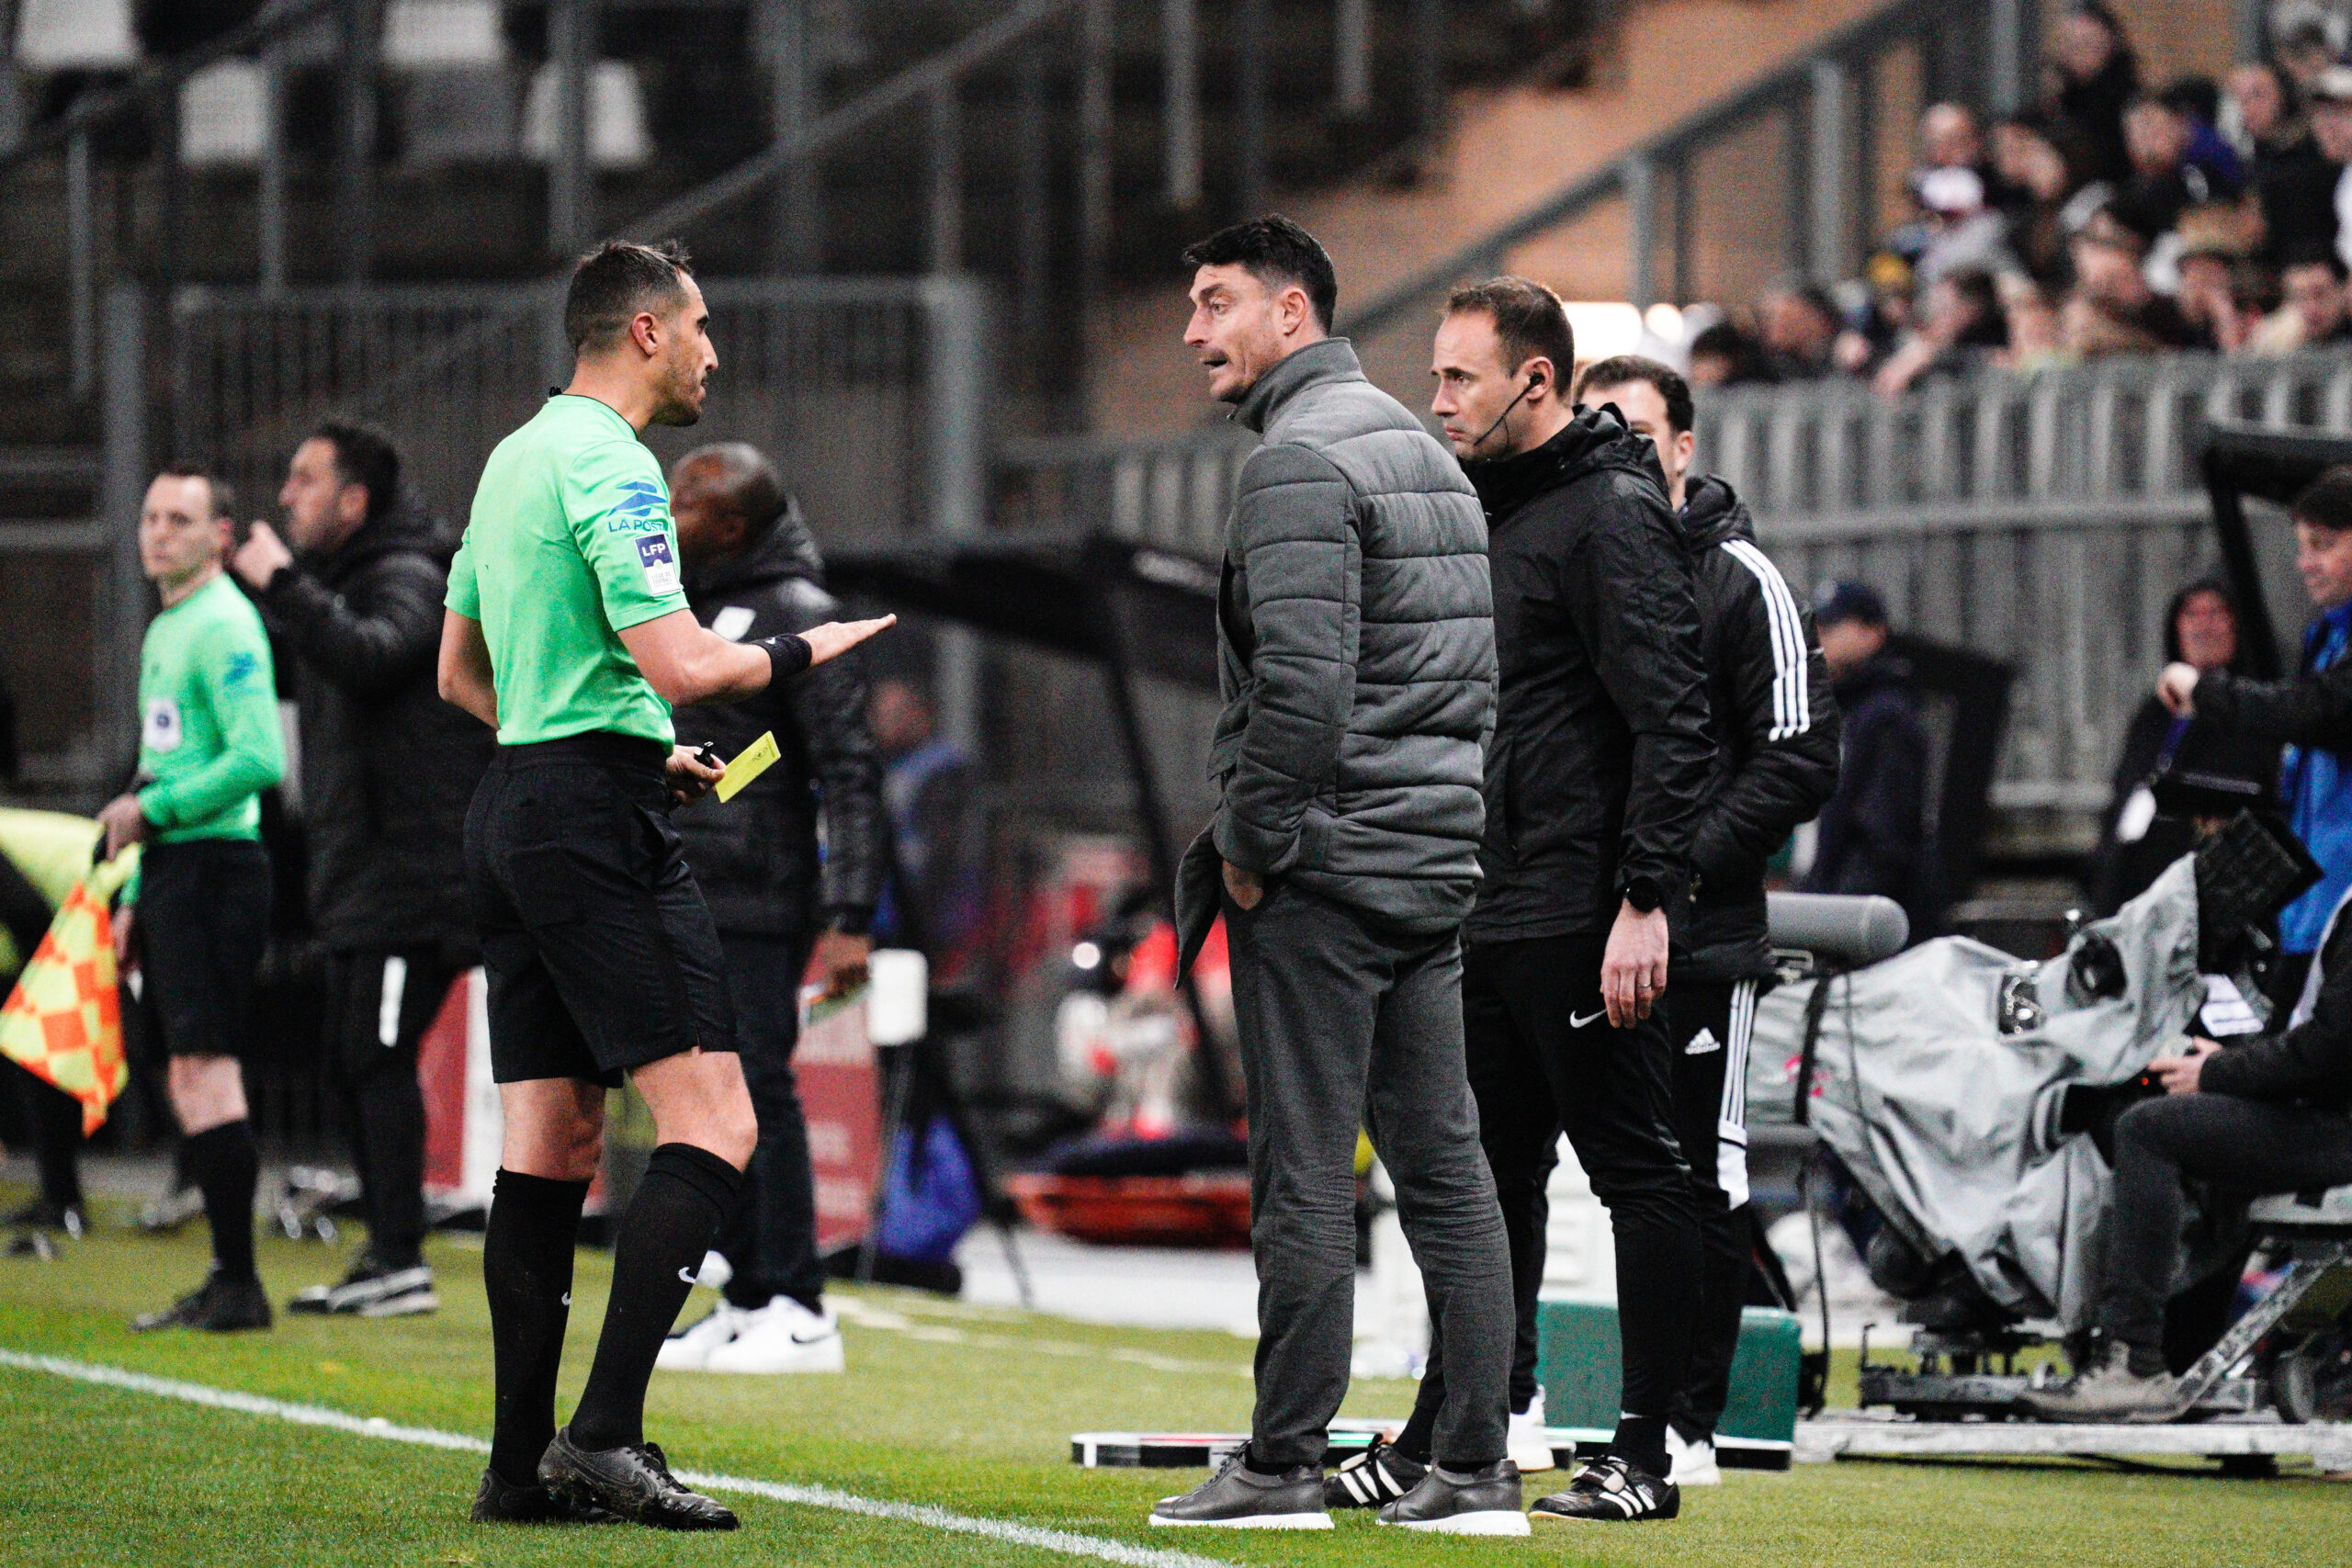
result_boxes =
[753,633,812,683]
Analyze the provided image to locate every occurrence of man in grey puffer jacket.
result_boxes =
[1157,217,1521,1537]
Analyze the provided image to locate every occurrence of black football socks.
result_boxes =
[183,1120,259,1280]
[567,1144,743,1452]
[483,1169,590,1487]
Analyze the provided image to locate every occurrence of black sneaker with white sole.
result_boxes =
[1325,1435,1426,1509]
[1528,1454,1679,1522]
[537,1426,739,1530]
[1376,1460,1529,1535]
[470,1467,622,1525]
[6,1198,86,1238]
[288,1253,438,1318]
[1149,1446,1330,1529]
[131,1269,274,1333]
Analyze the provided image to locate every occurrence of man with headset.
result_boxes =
[1342,277,1711,1525]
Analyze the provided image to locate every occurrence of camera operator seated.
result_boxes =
[2025,905,2352,1421]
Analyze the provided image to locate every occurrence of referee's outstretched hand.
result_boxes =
[804,615,897,667]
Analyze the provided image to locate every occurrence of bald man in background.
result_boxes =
[654,445,886,1377]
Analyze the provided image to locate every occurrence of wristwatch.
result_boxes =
[1621,873,1666,914]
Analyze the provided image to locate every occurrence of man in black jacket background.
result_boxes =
[1802,581,1941,936]
[232,420,492,1318]
[654,443,885,1377]
[1395,278,1712,1523]
[1577,356,1842,1485]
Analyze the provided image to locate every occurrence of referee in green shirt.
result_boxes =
[99,468,286,1335]
[437,241,888,1530]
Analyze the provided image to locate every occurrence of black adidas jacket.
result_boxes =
[1669,477,1841,982]
[1463,408,1713,943]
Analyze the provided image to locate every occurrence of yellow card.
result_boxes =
[714,730,781,803]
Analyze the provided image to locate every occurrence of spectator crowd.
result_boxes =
[1687,2,2352,399]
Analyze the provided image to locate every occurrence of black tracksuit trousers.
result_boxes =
[1402,933,1704,1476]
[1665,977,1759,1444]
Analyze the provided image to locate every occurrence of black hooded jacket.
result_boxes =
[670,504,886,940]
[1671,477,1841,981]
[254,493,491,954]
[1800,649,1939,933]
[1463,408,1713,943]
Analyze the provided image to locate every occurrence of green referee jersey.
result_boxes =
[136,570,285,842]
[446,394,690,746]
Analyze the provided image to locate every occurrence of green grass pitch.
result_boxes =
[0,1198,2342,1566]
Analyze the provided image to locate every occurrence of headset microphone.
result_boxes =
[1469,369,1543,452]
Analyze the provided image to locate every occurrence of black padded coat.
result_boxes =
[1461,407,1713,945]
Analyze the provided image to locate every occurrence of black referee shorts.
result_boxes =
[137,838,272,1060]
[464,733,736,1086]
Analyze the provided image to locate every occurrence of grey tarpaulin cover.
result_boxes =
[1746,856,2205,1328]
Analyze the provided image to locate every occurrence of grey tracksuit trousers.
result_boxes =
[1225,876,1514,1470]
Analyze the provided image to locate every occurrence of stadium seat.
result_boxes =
[384,0,503,68]
[2246,1185,2352,1233]
[178,60,266,167]
[15,0,137,69]
[522,60,650,169]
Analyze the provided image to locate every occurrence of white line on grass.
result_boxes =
[0,1348,1237,1568]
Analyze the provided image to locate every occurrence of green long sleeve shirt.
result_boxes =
[136,570,285,842]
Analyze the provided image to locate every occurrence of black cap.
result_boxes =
[1814,580,1889,629]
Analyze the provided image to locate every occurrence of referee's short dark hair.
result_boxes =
[1445,276,1575,381]
[564,239,695,356]
[1576,355,1695,436]
[311,418,400,523]
[160,464,236,525]
[1182,215,1339,333]
[2292,466,2352,534]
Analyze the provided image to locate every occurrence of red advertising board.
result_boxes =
[797,986,882,1253]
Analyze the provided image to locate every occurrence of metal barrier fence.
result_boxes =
[6,275,984,807]
[172,274,989,552]
[995,349,2352,834]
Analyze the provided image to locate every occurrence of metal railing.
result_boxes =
[172,274,989,550]
[0,275,985,804]
[997,350,2352,834]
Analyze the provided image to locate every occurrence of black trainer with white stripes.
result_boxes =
[1324,1435,1426,1509]
[1528,1454,1679,1522]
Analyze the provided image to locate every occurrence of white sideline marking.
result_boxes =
[0,1348,1237,1568]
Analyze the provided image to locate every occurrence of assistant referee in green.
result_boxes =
[436,240,889,1531]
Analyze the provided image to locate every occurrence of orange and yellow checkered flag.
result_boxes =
[0,850,138,1136]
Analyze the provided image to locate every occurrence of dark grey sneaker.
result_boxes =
[1529,1454,1679,1522]
[1325,1435,1425,1510]
[1377,1460,1529,1535]
[469,1467,621,1525]
[131,1269,273,1333]
[537,1427,739,1531]
[2020,1340,2188,1423]
[1149,1445,1330,1529]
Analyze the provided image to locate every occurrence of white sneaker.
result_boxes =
[1666,1427,1722,1486]
[657,1302,745,1371]
[703,1295,847,1374]
[1507,1388,1556,1473]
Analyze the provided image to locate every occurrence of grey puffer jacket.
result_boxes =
[1176,338,1496,973]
